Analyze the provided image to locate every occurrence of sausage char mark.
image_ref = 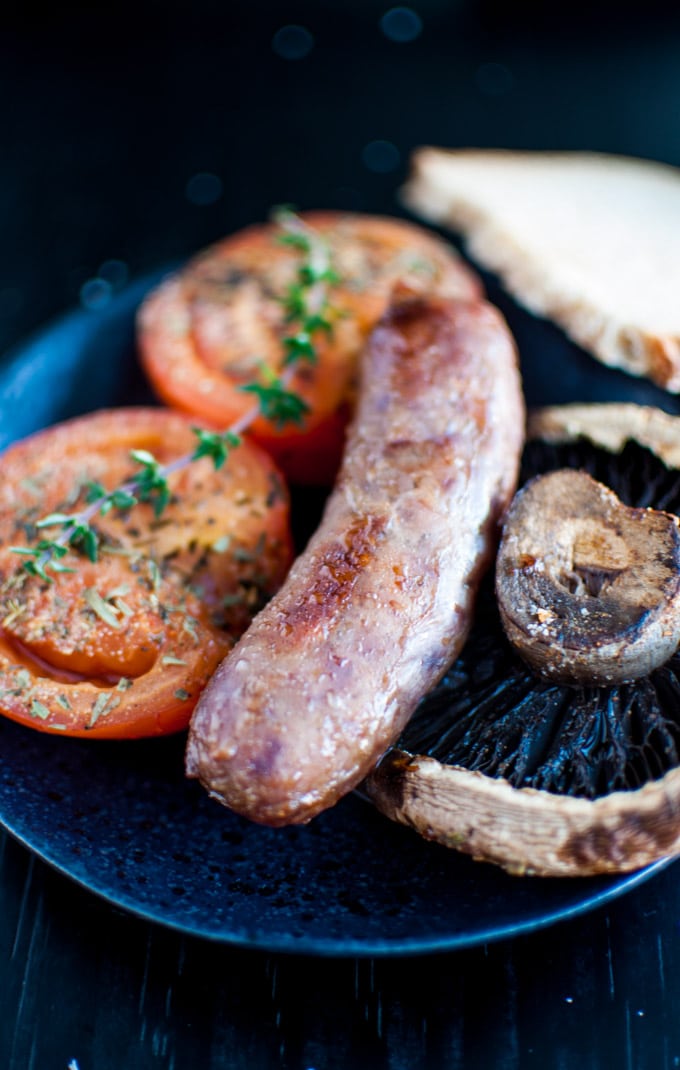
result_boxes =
[186,294,525,825]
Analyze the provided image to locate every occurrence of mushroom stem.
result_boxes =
[496,469,680,685]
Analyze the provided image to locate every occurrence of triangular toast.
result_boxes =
[403,148,680,392]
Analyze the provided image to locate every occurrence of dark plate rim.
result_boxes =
[1,817,672,957]
[0,272,676,957]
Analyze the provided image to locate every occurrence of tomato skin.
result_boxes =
[137,212,481,484]
[0,408,293,738]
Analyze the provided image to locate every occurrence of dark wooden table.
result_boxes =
[3,4,680,1066]
[3,831,680,1068]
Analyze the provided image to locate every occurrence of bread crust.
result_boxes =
[403,148,680,392]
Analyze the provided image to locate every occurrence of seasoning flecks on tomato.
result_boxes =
[137,212,481,484]
[0,408,293,738]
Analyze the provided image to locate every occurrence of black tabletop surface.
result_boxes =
[3,3,680,1067]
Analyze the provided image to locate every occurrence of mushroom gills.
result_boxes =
[496,469,680,686]
[364,420,680,875]
[385,435,680,802]
[393,580,680,800]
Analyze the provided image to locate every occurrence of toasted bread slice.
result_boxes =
[403,149,680,391]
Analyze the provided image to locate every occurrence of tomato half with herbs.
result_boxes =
[137,212,481,484]
[0,408,293,738]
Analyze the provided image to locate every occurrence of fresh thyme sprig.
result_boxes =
[10,428,242,581]
[11,208,338,582]
[240,361,309,428]
[273,205,339,369]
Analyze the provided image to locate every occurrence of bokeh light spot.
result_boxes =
[98,259,129,290]
[272,25,314,61]
[80,278,112,311]
[380,7,422,43]
[362,140,401,174]
[186,172,223,206]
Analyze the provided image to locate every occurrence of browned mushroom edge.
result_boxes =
[496,469,680,687]
[363,403,680,877]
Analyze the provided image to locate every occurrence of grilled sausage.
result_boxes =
[185,294,525,825]
[137,212,482,484]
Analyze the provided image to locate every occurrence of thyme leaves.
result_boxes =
[10,209,336,582]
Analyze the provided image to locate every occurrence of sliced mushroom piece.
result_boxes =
[496,469,680,686]
[529,403,680,466]
[366,754,680,878]
[364,403,680,876]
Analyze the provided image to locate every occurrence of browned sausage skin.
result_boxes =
[185,295,525,825]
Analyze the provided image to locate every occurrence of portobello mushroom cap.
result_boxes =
[496,468,680,686]
[364,403,680,876]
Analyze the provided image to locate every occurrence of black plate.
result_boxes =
[0,269,677,956]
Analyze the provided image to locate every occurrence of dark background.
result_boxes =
[2,0,680,358]
[3,3,680,1068]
